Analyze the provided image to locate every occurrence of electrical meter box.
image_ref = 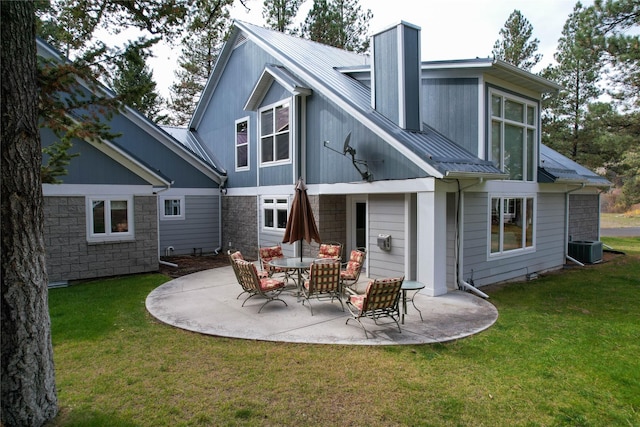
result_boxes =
[377,234,391,251]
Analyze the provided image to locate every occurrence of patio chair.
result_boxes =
[228,250,268,300]
[234,259,288,313]
[258,244,291,280]
[345,276,404,338]
[301,259,344,315]
[340,248,367,292]
[316,242,343,261]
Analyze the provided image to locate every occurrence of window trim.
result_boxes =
[86,195,134,242]
[235,116,250,172]
[258,100,291,167]
[260,196,290,233]
[488,87,538,182]
[160,196,185,221]
[488,194,536,259]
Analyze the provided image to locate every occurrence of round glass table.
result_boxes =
[400,280,425,324]
[268,257,317,295]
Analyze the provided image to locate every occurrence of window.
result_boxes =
[160,196,185,220]
[490,196,535,256]
[235,118,249,170]
[262,197,289,231]
[87,196,134,241]
[260,102,290,165]
[489,90,537,181]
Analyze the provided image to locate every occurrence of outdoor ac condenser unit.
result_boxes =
[568,240,603,264]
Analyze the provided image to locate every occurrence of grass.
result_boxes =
[601,212,640,228]
[48,237,640,426]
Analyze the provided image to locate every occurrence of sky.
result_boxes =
[148,0,593,98]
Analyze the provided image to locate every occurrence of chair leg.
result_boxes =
[257,297,288,313]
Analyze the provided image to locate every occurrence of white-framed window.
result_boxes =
[261,197,289,231]
[489,195,535,257]
[489,89,537,181]
[235,117,249,171]
[86,195,134,242]
[160,196,185,220]
[259,101,290,165]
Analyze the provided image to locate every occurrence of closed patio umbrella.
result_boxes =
[282,178,321,260]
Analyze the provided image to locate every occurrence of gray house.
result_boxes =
[174,20,609,296]
[38,39,226,283]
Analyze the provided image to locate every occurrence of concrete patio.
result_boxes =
[146,264,499,346]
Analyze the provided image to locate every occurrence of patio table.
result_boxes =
[400,280,425,324]
[269,257,317,296]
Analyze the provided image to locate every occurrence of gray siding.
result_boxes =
[368,194,406,278]
[568,194,600,241]
[461,192,565,286]
[159,195,220,255]
[422,78,479,155]
[44,195,158,282]
[402,25,421,131]
[373,27,400,125]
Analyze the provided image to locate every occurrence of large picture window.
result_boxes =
[489,90,537,181]
[87,196,134,241]
[235,117,249,170]
[262,197,289,231]
[490,195,535,256]
[260,102,290,165]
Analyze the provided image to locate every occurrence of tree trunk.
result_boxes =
[1,1,59,426]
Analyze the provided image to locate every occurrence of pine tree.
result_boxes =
[168,0,233,126]
[300,0,373,53]
[112,43,168,123]
[263,0,304,33]
[492,10,542,71]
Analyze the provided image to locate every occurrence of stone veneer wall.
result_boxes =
[306,194,347,260]
[568,194,600,242]
[44,195,159,283]
[221,195,259,259]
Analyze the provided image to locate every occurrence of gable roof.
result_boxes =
[191,21,505,179]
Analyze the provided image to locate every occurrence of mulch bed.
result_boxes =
[159,254,232,278]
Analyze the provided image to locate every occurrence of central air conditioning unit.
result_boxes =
[568,240,603,264]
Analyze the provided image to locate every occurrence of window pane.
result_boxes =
[264,209,274,228]
[237,145,248,167]
[491,95,501,117]
[277,209,288,229]
[527,106,535,126]
[92,201,105,234]
[275,104,289,132]
[111,200,128,233]
[526,198,534,247]
[261,110,273,135]
[504,124,523,180]
[503,198,523,251]
[505,100,524,122]
[164,199,181,216]
[491,198,501,253]
[527,128,535,181]
[236,121,247,145]
[261,136,274,162]
[275,133,289,161]
[491,121,501,168]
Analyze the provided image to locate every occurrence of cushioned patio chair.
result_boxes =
[258,244,291,280]
[340,248,367,292]
[228,250,268,300]
[345,276,404,338]
[316,242,343,261]
[234,259,288,313]
[301,259,344,315]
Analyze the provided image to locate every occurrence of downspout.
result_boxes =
[155,184,179,268]
[564,183,586,266]
[454,178,490,299]
[215,176,228,255]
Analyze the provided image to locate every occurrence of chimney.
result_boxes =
[371,21,421,131]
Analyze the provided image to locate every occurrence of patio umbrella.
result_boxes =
[282,178,321,260]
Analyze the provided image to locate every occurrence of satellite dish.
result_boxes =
[342,132,353,155]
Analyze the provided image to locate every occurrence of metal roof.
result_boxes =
[539,144,611,187]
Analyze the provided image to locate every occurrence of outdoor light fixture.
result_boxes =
[323,132,379,182]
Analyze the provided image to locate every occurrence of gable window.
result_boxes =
[260,102,290,165]
[490,195,535,257]
[262,197,288,231]
[489,90,537,181]
[160,196,185,220]
[235,117,249,171]
[87,196,134,242]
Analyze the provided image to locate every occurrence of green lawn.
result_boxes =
[48,237,640,426]
[601,212,640,228]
